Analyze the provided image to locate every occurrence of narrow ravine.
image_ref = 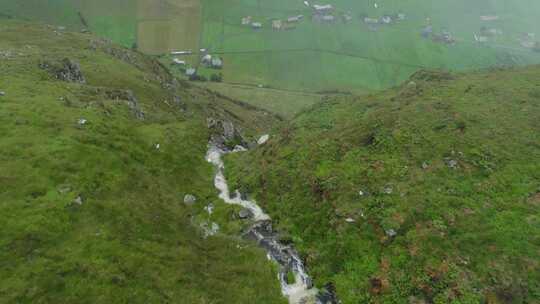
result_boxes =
[206,142,333,304]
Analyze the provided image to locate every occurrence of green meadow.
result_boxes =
[3,0,540,95]
[200,0,540,91]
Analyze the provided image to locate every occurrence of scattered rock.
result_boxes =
[258,134,270,145]
[72,195,83,205]
[421,161,429,169]
[77,118,87,125]
[233,145,247,152]
[155,143,160,150]
[0,91,5,96]
[446,158,458,169]
[201,221,220,238]
[345,217,356,223]
[184,194,197,205]
[222,121,235,140]
[204,203,215,215]
[39,58,86,83]
[238,208,253,219]
[385,229,397,237]
[383,186,393,194]
[358,190,365,196]
[57,184,72,194]
[105,89,144,120]
[206,117,218,129]
[208,118,250,149]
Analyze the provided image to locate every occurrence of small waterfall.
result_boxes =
[206,143,336,304]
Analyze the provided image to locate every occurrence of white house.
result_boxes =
[313,4,334,12]
[272,19,283,30]
[201,54,212,65]
[380,15,392,24]
[480,15,499,21]
[241,16,252,25]
[322,15,335,22]
[171,50,192,55]
[474,34,489,43]
[173,58,186,65]
[211,57,223,68]
[364,17,379,24]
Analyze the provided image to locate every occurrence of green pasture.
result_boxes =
[200,0,540,91]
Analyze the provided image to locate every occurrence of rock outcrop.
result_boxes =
[104,89,145,120]
[184,194,197,205]
[39,58,86,83]
[207,117,249,149]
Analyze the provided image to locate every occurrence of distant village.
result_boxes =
[170,1,539,79]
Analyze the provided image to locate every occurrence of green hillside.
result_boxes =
[225,67,540,303]
[0,19,285,303]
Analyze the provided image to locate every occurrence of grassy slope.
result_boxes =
[0,0,137,47]
[0,0,82,28]
[226,67,540,303]
[199,82,325,119]
[201,0,540,91]
[0,20,285,304]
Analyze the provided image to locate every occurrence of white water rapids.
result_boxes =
[206,143,321,304]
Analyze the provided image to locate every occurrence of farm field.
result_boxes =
[2,0,540,107]
[0,0,201,53]
[201,82,325,119]
[199,0,540,91]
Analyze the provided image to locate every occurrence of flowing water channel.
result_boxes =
[206,143,334,304]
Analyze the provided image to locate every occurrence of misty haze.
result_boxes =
[0,1,538,303]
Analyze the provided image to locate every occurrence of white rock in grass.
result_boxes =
[204,203,214,215]
[386,229,397,237]
[257,134,270,145]
[233,145,247,152]
[0,91,5,96]
[184,194,197,205]
[77,118,87,125]
[345,217,356,223]
[73,195,83,205]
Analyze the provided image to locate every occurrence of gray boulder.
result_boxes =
[222,121,235,141]
[385,229,397,237]
[39,58,86,83]
[57,184,72,194]
[446,158,458,169]
[72,195,83,205]
[0,91,5,96]
[238,208,253,219]
[184,194,197,205]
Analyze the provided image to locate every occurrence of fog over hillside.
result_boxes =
[0,1,538,304]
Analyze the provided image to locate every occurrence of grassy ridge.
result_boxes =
[0,20,285,303]
[225,67,540,303]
